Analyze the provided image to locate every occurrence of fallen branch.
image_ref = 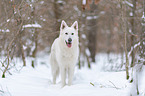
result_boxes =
[109,81,121,90]
[90,82,95,86]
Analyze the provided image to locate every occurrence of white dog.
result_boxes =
[50,20,79,87]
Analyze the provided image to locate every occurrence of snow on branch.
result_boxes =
[23,23,42,29]
[85,48,91,56]
[142,12,145,23]
[124,1,133,8]
[128,42,141,58]
[86,16,99,20]
[57,0,65,4]
[0,29,10,33]
[82,0,86,5]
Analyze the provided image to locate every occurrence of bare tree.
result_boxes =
[119,0,130,79]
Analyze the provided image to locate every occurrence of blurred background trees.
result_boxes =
[0,0,144,77]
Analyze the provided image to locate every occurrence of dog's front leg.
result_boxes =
[68,66,74,86]
[60,67,66,87]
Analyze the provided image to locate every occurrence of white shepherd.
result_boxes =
[50,20,79,87]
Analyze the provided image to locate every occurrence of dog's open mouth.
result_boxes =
[65,41,72,48]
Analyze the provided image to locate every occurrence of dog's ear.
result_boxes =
[71,21,78,31]
[60,20,68,30]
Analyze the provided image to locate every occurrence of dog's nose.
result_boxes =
[68,38,72,42]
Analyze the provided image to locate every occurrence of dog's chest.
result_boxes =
[58,48,78,64]
[62,50,72,57]
[61,48,75,58]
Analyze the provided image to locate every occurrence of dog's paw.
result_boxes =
[68,82,72,86]
[53,80,56,84]
[61,83,66,88]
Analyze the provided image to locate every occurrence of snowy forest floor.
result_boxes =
[0,53,145,96]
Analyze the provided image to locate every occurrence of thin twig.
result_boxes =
[0,90,4,93]
[6,86,12,96]
[90,82,95,86]
[109,81,121,89]
[2,20,24,78]
[0,85,4,93]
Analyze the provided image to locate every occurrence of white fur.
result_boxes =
[50,20,79,87]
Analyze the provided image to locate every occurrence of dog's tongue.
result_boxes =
[67,43,72,48]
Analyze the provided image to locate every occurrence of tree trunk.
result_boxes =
[19,33,26,66]
[87,18,97,62]
[31,29,38,68]
[87,0,98,63]
[140,0,145,64]
[130,0,137,67]
[53,0,63,32]
[120,0,129,79]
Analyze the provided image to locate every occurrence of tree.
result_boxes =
[80,0,101,68]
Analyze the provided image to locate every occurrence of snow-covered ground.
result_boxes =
[0,53,145,96]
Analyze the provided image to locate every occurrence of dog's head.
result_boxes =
[59,20,78,48]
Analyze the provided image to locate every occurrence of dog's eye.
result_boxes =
[71,33,74,35]
[65,33,68,35]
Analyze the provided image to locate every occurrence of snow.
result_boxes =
[129,29,132,33]
[130,65,145,96]
[142,12,145,21]
[23,23,42,29]
[14,11,17,14]
[128,42,141,58]
[73,6,81,16]
[82,0,86,5]
[100,11,105,15]
[124,1,133,7]
[0,54,145,96]
[86,16,93,20]
[86,16,99,20]
[40,1,44,4]
[85,48,91,56]
[129,12,133,16]
[22,45,27,50]
[57,0,65,4]
[6,19,10,23]
[81,34,86,39]
[0,29,10,33]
